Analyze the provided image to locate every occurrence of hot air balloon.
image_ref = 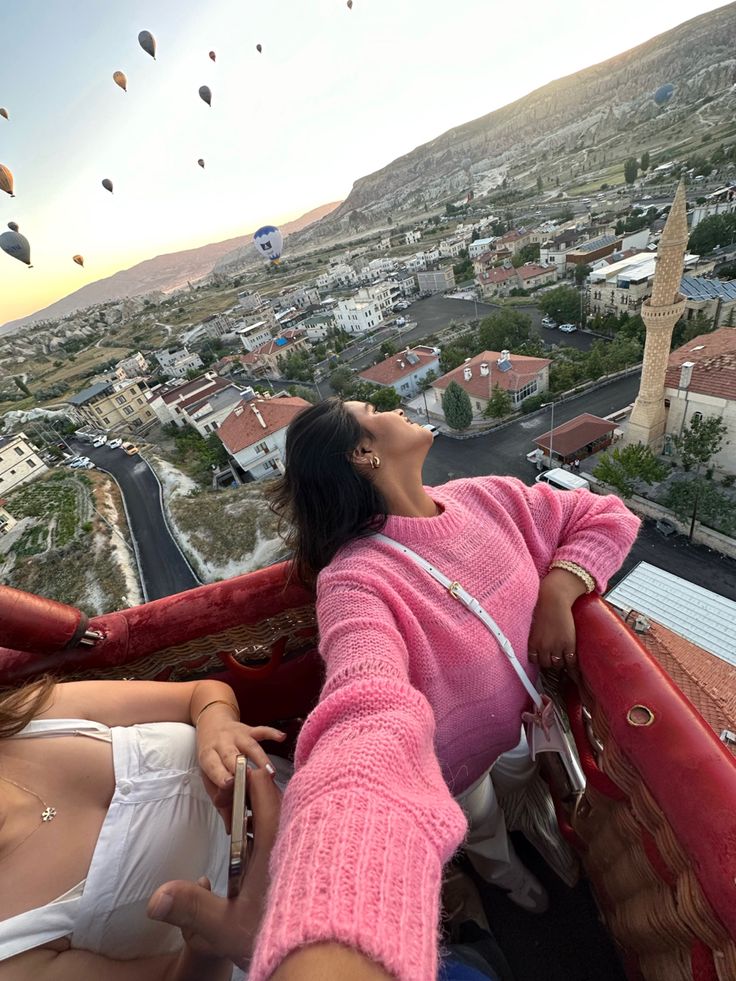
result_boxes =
[253,225,283,264]
[209,50,216,62]
[102,178,113,194]
[198,159,205,169]
[198,85,212,107]
[138,30,156,60]
[256,44,262,54]
[0,225,31,266]
[73,255,84,267]
[347,0,353,8]
[0,164,14,197]
[113,71,128,92]
[0,108,8,120]
[653,83,675,107]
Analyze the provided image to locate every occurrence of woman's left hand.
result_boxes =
[527,568,585,672]
[197,719,286,830]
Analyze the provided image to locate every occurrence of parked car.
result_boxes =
[541,317,557,329]
[93,437,107,448]
[107,438,123,449]
[558,323,577,333]
[122,442,140,455]
[70,457,92,469]
[422,424,440,439]
[655,518,677,538]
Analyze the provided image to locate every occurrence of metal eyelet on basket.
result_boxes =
[626,704,655,727]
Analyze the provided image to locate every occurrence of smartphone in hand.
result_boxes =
[227,755,253,898]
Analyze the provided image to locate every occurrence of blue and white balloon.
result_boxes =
[253,225,283,264]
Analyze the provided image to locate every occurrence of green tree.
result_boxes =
[689,213,736,255]
[536,175,543,193]
[513,243,540,266]
[329,366,355,396]
[538,285,581,326]
[442,381,473,430]
[640,151,650,173]
[368,387,401,411]
[380,341,397,357]
[671,311,714,350]
[418,369,438,393]
[665,478,736,539]
[478,309,531,351]
[673,414,727,473]
[573,263,591,286]
[287,385,319,404]
[484,384,513,419]
[13,376,31,397]
[624,157,638,184]
[593,443,668,497]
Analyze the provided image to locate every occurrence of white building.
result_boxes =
[115,351,150,380]
[147,373,226,426]
[404,252,428,273]
[154,347,204,379]
[388,271,418,298]
[664,328,736,473]
[236,321,273,353]
[217,395,311,480]
[0,433,47,494]
[334,296,384,335]
[180,384,247,438]
[360,257,398,281]
[237,290,265,313]
[469,237,498,259]
[358,346,440,399]
[316,262,360,289]
[405,229,422,246]
[439,239,465,259]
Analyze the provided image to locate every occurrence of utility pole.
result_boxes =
[541,400,556,467]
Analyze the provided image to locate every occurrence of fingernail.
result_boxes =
[265,762,276,776]
[224,776,234,786]
[150,892,173,921]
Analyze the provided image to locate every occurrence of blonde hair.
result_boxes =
[0,676,56,740]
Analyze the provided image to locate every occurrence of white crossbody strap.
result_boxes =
[373,533,542,709]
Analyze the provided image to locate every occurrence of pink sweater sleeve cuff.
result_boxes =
[250,790,457,981]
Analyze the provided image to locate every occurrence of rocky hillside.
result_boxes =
[1,201,340,334]
[315,3,736,233]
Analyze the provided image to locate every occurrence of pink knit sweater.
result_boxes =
[251,477,640,980]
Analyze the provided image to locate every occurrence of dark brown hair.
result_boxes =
[0,675,56,740]
[269,398,388,585]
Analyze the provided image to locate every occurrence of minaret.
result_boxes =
[623,180,688,452]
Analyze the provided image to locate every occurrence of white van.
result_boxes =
[535,468,590,491]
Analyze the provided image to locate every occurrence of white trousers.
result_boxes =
[454,729,536,879]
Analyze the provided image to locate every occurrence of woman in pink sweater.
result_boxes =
[253,399,640,981]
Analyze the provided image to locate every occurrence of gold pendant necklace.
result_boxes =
[0,773,57,864]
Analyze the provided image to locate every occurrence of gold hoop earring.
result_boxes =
[369,455,381,470]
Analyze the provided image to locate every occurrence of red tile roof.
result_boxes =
[534,413,616,456]
[249,329,306,359]
[358,347,439,386]
[627,614,736,758]
[478,266,516,285]
[665,328,736,401]
[433,350,551,398]
[516,263,554,282]
[217,397,310,454]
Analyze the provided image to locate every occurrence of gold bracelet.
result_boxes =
[549,560,596,594]
[195,699,240,727]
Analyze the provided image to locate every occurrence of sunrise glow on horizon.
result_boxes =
[1,0,730,325]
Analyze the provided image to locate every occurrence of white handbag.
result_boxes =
[373,533,586,796]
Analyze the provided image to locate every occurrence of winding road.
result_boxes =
[71,440,200,601]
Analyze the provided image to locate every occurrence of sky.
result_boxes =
[0,0,732,325]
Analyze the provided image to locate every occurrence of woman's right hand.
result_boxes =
[147,765,281,971]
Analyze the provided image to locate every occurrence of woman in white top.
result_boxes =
[0,675,284,981]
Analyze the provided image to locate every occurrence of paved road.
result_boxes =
[419,373,641,484]
[71,441,200,601]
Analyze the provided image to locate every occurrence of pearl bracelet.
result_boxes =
[549,560,596,594]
